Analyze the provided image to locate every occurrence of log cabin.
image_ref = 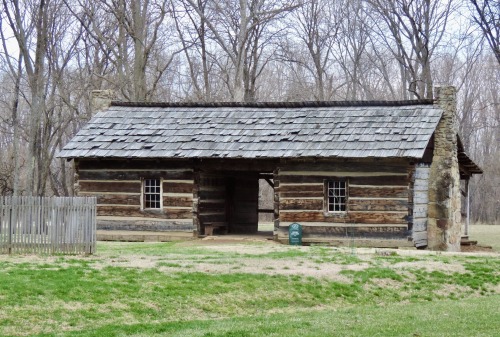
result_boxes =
[58,86,482,251]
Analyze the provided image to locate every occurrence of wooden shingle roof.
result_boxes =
[58,100,443,159]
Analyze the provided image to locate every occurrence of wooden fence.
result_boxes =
[0,196,96,255]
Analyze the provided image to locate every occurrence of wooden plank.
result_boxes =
[348,212,408,224]
[96,206,191,219]
[276,184,323,193]
[0,196,96,256]
[97,218,193,231]
[278,175,327,184]
[280,160,409,173]
[80,181,141,193]
[79,170,193,180]
[349,199,408,212]
[280,199,324,211]
[349,186,408,198]
[78,159,193,170]
[163,182,194,193]
[413,219,427,232]
[349,176,409,186]
[412,231,428,246]
[163,196,193,207]
[280,191,324,198]
[300,225,408,238]
[279,171,407,178]
[197,158,278,171]
[279,211,407,224]
[93,194,141,206]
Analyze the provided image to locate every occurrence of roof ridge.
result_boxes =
[110,100,435,108]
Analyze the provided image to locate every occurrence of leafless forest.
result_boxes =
[0,0,498,223]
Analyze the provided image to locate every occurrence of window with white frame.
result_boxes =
[143,179,162,209]
[327,180,347,212]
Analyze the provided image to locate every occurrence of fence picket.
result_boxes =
[0,197,96,255]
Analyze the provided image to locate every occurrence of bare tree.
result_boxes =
[172,0,214,101]
[366,0,454,99]
[470,0,500,65]
[183,0,298,102]
[2,0,50,195]
[285,0,340,100]
[66,0,181,101]
[335,0,371,100]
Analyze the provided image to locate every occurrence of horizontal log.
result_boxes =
[163,182,193,193]
[279,160,409,173]
[97,219,194,231]
[96,194,141,206]
[78,170,193,181]
[80,181,141,193]
[280,191,324,198]
[163,196,192,207]
[78,159,192,170]
[279,211,407,224]
[279,222,408,227]
[349,176,409,186]
[278,176,327,184]
[280,198,324,210]
[165,208,193,219]
[349,186,408,198]
[97,206,191,219]
[349,199,408,212]
[199,159,278,171]
[347,212,408,224]
[276,184,323,193]
[283,238,415,248]
[301,225,408,238]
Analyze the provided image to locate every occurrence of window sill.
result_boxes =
[141,208,164,214]
[324,211,347,217]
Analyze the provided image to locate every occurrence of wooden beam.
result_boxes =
[264,178,274,188]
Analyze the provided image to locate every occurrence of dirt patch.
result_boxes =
[461,245,494,253]
[392,261,466,273]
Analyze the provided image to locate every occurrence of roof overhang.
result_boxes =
[457,136,482,178]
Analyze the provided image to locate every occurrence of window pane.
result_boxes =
[144,179,161,209]
[327,180,347,212]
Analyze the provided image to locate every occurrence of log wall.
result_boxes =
[76,159,194,232]
[275,159,413,245]
[198,174,227,233]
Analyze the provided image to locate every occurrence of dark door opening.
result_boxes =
[226,174,259,233]
[199,171,274,236]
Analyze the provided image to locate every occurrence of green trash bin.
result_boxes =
[289,223,302,245]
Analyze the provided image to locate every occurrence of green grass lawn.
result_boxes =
[469,224,500,251]
[0,241,499,336]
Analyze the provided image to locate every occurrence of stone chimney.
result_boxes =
[91,90,115,114]
[427,86,462,251]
